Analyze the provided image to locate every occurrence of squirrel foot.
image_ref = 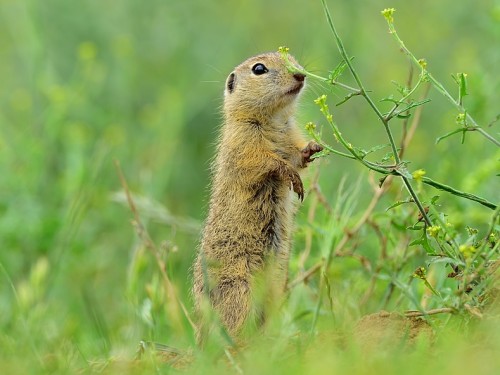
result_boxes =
[301,141,323,165]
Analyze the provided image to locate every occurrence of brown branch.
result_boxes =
[404,307,455,317]
[400,83,431,157]
[286,261,323,291]
[359,265,382,307]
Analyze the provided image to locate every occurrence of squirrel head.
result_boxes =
[223,52,306,122]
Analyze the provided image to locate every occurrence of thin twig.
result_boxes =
[225,349,244,375]
[404,307,454,317]
[400,83,431,156]
[421,177,497,210]
[298,167,322,271]
[287,261,323,291]
[114,160,196,331]
[384,14,500,148]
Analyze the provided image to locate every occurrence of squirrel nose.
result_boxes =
[293,73,306,82]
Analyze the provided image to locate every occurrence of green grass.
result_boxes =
[0,0,499,373]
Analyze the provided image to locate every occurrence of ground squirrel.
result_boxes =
[193,52,322,341]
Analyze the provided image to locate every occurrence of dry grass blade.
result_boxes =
[113,159,196,332]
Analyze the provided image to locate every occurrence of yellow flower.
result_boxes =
[278,46,290,54]
[305,122,316,132]
[456,113,466,125]
[459,244,476,258]
[314,94,327,105]
[412,169,426,182]
[381,8,396,23]
[427,225,441,238]
[417,59,427,69]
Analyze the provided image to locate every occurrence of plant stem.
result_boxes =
[404,307,454,317]
[479,206,500,254]
[320,0,432,225]
[385,18,500,147]
[385,76,424,121]
[114,160,196,332]
[475,127,500,147]
[422,177,497,210]
[401,179,431,226]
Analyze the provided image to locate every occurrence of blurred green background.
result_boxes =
[0,0,498,371]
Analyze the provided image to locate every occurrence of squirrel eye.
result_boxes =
[251,63,268,75]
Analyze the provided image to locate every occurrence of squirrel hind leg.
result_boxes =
[211,277,252,336]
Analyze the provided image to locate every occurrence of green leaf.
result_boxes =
[428,256,465,267]
[353,146,367,158]
[421,233,437,255]
[328,60,348,82]
[456,72,468,104]
[386,198,412,211]
[380,95,399,104]
[409,238,423,247]
[365,143,391,155]
[409,231,437,254]
[459,73,468,96]
[394,98,431,116]
[381,151,394,163]
[423,278,441,297]
[435,128,466,144]
[336,92,358,106]
[407,224,425,231]
[391,80,409,96]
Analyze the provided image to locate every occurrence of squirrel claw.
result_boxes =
[301,141,323,165]
[289,171,304,201]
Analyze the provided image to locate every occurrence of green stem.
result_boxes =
[479,206,500,254]
[385,19,500,148]
[321,111,398,175]
[320,0,398,159]
[320,0,432,225]
[282,54,360,93]
[475,127,500,147]
[385,75,424,120]
[402,178,432,226]
[321,144,357,160]
[422,177,497,210]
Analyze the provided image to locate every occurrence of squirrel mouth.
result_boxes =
[286,82,304,95]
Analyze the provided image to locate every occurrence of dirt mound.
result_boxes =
[353,311,432,350]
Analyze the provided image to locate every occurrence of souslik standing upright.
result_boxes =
[193,52,322,341]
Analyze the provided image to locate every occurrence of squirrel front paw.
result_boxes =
[273,159,305,201]
[301,141,323,165]
[288,169,304,201]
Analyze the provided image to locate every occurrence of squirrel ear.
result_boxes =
[226,72,236,93]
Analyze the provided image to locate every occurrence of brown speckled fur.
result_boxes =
[192,52,322,342]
